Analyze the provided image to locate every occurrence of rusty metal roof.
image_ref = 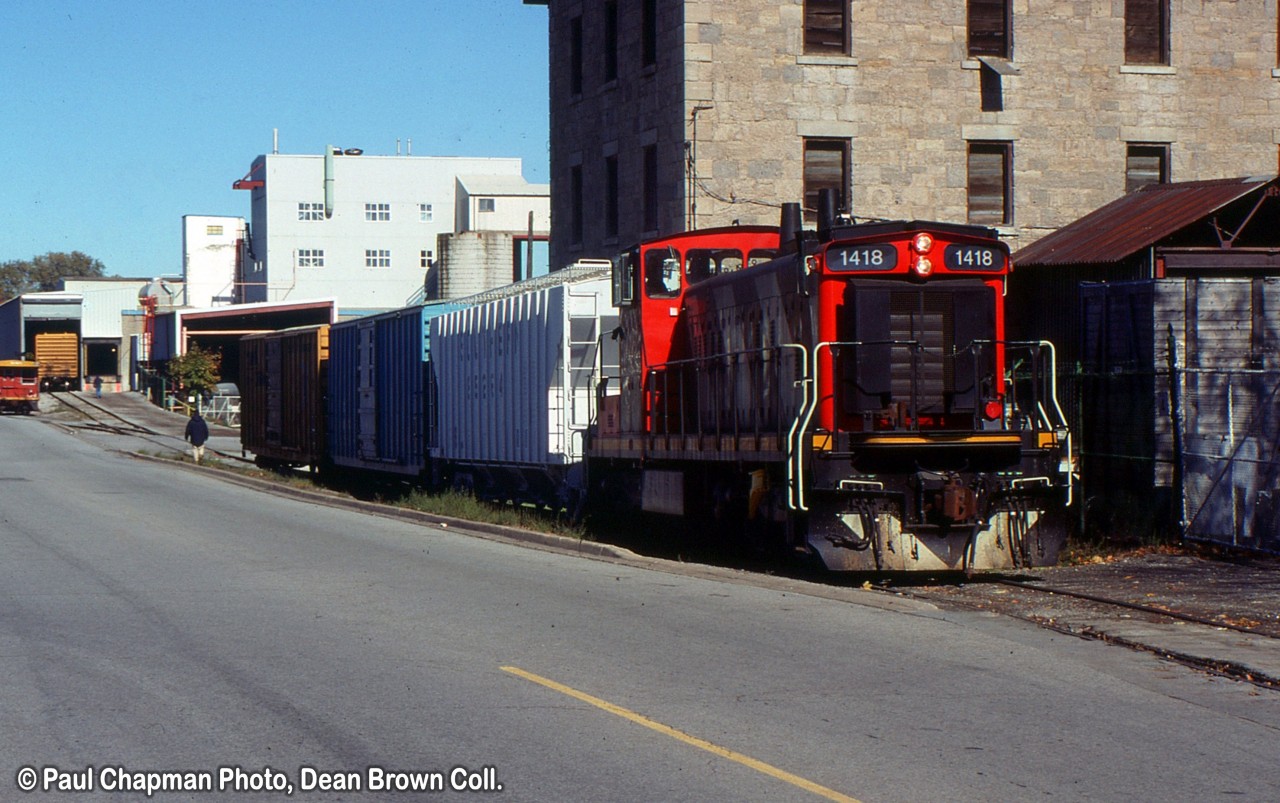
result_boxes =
[1013,176,1279,267]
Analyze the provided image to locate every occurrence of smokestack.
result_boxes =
[779,203,803,251]
[817,188,837,242]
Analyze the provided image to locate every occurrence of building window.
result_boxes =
[206,225,224,236]
[365,249,391,268]
[365,203,391,221]
[969,0,1011,58]
[604,155,619,240]
[298,202,324,221]
[967,141,1013,226]
[642,145,659,232]
[419,203,433,222]
[604,2,618,82]
[804,0,848,56]
[420,250,433,268]
[477,198,496,213]
[1125,0,1169,65]
[570,165,584,245]
[298,249,325,268]
[570,15,584,95]
[803,138,850,219]
[1126,143,1169,193]
[642,0,657,67]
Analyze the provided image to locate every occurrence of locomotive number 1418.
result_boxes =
[827,243,898,271]
[943,244,1003,271]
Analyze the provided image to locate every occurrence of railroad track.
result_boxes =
[886,570,1280,689]
[50,391,157,436]
[47,392,250,465]
[991,576,1277,638]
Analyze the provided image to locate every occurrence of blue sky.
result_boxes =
[0,0,550,277]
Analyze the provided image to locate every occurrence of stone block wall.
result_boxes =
[544,0,1280,266]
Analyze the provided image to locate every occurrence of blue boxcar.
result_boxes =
[327,302,462,477]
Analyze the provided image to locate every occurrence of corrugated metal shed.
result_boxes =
[64,279,149,338]
[1014,176,1278,267]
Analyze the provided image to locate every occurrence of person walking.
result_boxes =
[93,376,102,398]
[184,409,210,464]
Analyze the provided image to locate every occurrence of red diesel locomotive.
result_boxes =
[590,197,1073,571]
[0,360,40,414]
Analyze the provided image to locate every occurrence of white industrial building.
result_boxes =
[182,215,245,308]
[233,149,549,314]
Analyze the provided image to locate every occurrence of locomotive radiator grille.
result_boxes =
[889,290,953,415]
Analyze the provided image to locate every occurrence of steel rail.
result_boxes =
[992,577,1275,638]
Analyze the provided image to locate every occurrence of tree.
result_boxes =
[167,345,222,398]
[0,251,106,301]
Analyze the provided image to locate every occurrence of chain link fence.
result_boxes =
[1176,366,1280,554]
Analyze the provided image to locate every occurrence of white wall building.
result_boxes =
[455,175,550,234]
[183,215,245,308]
[235,150,544,313]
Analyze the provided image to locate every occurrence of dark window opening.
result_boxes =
[803,138,850,220]
[570,165,584,245]
[642,145,659,232]
[570,16,583,95]
[968,0,1011,58]
[642,0,657,67]
[604,155,619,240]
[967,141,1012,226]
[1126,143,1169,193]
[804,0,849,55]
[1125,0,1169,65]
[604,2,618,82]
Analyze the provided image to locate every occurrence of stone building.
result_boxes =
[525,0,1280,270]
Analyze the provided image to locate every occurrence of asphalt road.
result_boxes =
[3,414,1279,802]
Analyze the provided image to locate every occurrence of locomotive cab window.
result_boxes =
[684,248,745,284]
[612,252,636,307]
[644,249,682,298]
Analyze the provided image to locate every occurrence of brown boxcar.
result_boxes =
[34,332,78,391]
[239,324,329,470]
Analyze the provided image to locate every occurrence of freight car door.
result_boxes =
[265,338,283,445]
[356,323,377,458]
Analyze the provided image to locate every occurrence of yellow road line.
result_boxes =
[501,666,862,803]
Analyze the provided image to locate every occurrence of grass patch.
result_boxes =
[398,489,588,539]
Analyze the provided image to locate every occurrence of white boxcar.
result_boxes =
[430,262,617,510]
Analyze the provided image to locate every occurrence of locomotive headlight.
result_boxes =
[912,232,934,254]
[912,256,933,277]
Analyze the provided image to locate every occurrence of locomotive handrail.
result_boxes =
[973,338,1074,507]
[640,337,1072,513]
[644,345,803,440]
[781,344,811,512]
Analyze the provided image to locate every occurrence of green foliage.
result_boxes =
[167,345,222,395]
[0,251,107,300]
